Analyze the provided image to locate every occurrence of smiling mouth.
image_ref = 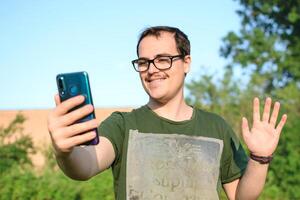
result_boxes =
[147,78,166,83]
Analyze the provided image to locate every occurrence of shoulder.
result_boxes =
[193,107,238,142]
[104,106,147,123]
[195,108,229,128]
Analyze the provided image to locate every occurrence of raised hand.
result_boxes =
[242,97,287,157]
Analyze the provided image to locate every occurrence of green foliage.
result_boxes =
[0,165,114,200]
[186,67,247,132]
[0,113,34,175]
[0,114,114,200]
[221,0,300,90]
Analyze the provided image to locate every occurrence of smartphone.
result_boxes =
[56,71,99,145]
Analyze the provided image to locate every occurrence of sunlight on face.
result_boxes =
[138,32,191,104]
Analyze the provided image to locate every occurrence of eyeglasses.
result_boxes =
[131,55,184,72]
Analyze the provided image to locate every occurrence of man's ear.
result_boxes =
[183,55,191,74]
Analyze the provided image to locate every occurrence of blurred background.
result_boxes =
[0,0,299,199]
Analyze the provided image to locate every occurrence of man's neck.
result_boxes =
[147,93,193,122]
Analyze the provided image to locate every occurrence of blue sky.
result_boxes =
[0,0,240,110]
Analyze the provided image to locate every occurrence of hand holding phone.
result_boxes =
[48,72,99,155]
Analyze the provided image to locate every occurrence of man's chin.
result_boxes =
[148,93,169,105]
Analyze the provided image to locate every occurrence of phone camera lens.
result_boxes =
[58,77,64,89]
[69,85,78,96]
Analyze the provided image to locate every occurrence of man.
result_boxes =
[48,26,287,199]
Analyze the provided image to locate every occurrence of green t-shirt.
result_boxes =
[99,105,248,200]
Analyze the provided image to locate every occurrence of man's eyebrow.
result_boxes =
[156,53,173,57]
[137,57,149,60]
[138,53,173,60]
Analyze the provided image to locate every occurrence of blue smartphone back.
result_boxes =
[56,71,99,145]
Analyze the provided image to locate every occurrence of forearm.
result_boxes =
[236,159,269,200]
[55,146,100,181]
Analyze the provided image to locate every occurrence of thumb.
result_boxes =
[242,117,251,139]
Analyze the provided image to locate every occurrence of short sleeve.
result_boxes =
[98,112,126,167]
[220,121,249,184]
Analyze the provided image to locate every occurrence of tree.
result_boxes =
[0,113,34,175]
[221,0,300,92]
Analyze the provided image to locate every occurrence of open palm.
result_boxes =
[242,97,287,157]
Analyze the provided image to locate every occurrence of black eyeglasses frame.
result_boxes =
[131,54,185,72]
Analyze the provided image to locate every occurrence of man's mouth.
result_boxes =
[145,77,167,88]
[147,78,166,83]
[146,75,167,82]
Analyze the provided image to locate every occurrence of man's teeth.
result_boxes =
[149,78,164,82]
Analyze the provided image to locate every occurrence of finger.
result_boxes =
[54,94,61,106]
[53,95,85,116]
[262,97,272,122]
[65,131,97,147]
[61,119,99,138]
[242,117,251,139]
[270,102,280,127]
[58,104,94,127]
[253,97,260,123]
[275,114,287,135]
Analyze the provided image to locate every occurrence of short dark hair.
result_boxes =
[136,26,190,57]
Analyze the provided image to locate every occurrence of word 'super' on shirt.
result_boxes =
[99,105,248,200]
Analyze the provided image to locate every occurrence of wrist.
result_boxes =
[53,146,73,158]
[250,153,273,164]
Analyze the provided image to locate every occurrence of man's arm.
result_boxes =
[224,97,287,199]
[55,136,115,180]
[48,94,115,180]
[223,159,269,200]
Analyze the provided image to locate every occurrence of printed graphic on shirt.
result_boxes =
[126,130,224,200]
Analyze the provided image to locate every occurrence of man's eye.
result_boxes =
[137,60,148,66]
[156,57,170,63]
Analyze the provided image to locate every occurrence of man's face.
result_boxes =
[138,32,191,103]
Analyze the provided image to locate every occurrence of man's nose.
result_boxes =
[148,62,159,74]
